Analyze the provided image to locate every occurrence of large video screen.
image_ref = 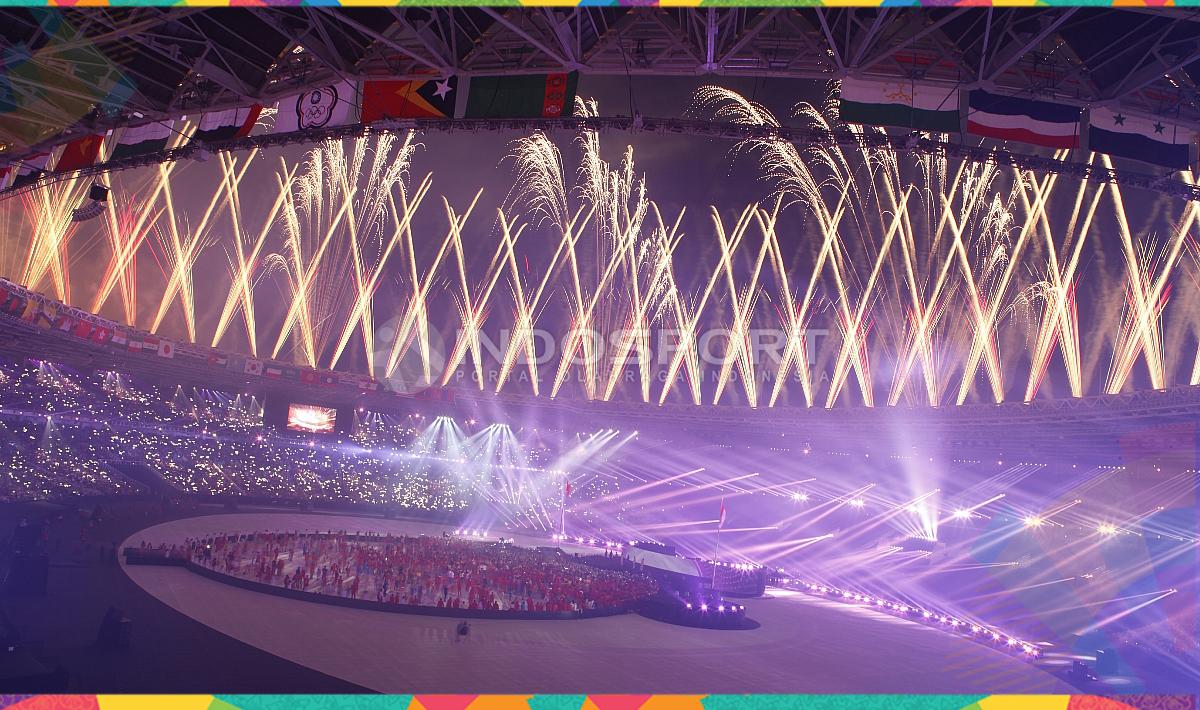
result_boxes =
[286,403,337,434]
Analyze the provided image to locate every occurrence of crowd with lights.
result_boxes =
[184,531,658,614]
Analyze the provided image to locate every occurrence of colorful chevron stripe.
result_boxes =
[0,696,1193,710]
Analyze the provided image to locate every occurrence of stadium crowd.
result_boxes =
[183,531,657,613]
[0,358,614,520]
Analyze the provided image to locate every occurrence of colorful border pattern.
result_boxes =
[0,697,1195,710]
[14,2,1200,8]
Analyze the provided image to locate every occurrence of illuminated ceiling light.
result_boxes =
[1023,516,1043,528]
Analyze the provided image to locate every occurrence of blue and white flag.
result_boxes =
[1089,108,1192,170]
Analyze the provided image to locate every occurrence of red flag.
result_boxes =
[719,499,727,529]
[55,134,104,173]
[564,481,572,498]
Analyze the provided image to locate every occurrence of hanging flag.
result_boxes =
[54,134,105,173]
[462,73,578,119]
[207,353,229,368]
[264,365,283,379]
[34,303,57,329]
[109,329,128,347]
[53,313,73,332]
[11,153,50,189]
[71,320,92,339]
[300,370,319,385]
[127,338,143,353]
[191,105,262,144]
[244,359,263,376]
[142,335,159,354]
[90,326,112,344]
[838,79,960,133]
[967,90,1081,149]
[158,339,176,359]
[1088,108,1192,170]
[719,498,727,530]
[110,121,173,161]
[361,77,457,123]
[356,376,379,391]
[319,373,337,387]
[274,81,358,133]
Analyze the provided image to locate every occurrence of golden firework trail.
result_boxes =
[19,175,91,303]
[7,87,1200,408]
[1103,152,1197,394]
[211,153,294,356]
[94,194,160,328]
[150,155,248,342]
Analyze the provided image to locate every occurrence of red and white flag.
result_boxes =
[564,481,572,498]
[158,339,175,358]
[244,359,263,376]
[718,499,727,530]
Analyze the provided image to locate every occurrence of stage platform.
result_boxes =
[120,512,1074,694]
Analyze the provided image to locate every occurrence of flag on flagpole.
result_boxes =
[719,498,727,530]
[564,481,572,498]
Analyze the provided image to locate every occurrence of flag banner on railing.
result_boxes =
[967,90,1081,149]
[1089,108,1192,170]
[361,77,458,123]
[461,72,577,119]
[838,79,960,133]
[110,121,174,161]
[273,81,359,133]
[54,133,104,173]
[191,105,263,145]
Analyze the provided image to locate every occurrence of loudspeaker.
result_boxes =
[1095,648,1118,674]
[88,184,109,202]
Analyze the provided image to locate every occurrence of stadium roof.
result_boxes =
[4,7,1200,153]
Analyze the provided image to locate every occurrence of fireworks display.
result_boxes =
[2,86,1199,410]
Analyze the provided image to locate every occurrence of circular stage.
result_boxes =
[121,512,1075,694]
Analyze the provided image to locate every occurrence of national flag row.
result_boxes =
[838,79,1197,170]
[0,72,579,190]
[0,277,382,394]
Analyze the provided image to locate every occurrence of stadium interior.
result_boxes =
[0,5,1199,697]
